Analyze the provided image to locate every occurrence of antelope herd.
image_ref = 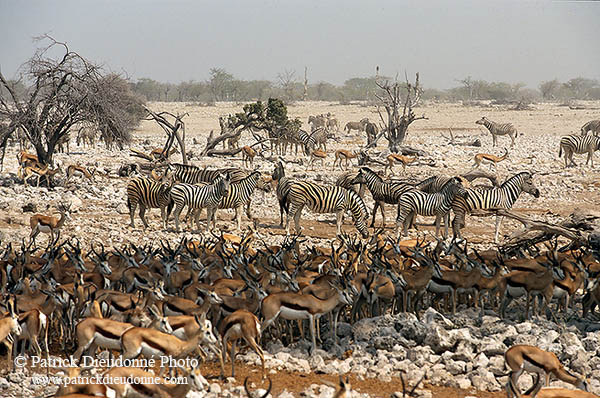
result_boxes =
[1,112,600,398]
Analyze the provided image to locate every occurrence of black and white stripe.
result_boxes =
[126,177,173,229]
[396,177,466,238]
[351,167,414,227]
[451,172,540,242]
[169,173,231,232]
[286,181,369,238]
[298,129,316,156]
[581,120,600,136]
[559,134,600,168]
[476,117,517,148]
[168,163,247,185]
[272,161,295,227]
[217,170,262,230]
[335,171,365,198]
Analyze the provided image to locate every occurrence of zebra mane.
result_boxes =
[171,163,201,170]
[500,172,530,188]
[360,166,382,181]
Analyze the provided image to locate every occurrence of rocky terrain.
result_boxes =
[1,101,599,397]
[1,308,600,397]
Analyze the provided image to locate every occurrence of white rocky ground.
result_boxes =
[1,101,599,397]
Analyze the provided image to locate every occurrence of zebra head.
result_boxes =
[521,172,540,198]
[475,116,487,126]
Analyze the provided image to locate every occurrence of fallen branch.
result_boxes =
[480,209,586,245]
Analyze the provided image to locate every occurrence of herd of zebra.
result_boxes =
[124,116,600,241]
[126,158,541,243]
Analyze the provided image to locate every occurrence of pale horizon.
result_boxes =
[1,0,599,89]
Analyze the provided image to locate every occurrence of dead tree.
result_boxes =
[0,36,143,166]
[143,107,188,164]
[374,67,427,153]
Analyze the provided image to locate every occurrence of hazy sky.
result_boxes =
[1,0,598,89]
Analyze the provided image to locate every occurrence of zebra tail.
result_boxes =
[559,145,562,158]
[126,196,131,211]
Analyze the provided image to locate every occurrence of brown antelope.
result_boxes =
[473,148,509,170]
[29,203,71,244]
[0,299,22,368]
[309,149,327,170]
[261,281,354,353]
[17,150,38,168]
[72,317,138,361]
[241,145,257,168]
[21,163,61,187]
[219,309,264,379]
[53,366,107,397]
[385,154,416,175]
[150,147,178,161]
[66,164,95,183]
[505,345,588,398]
[14,308,48,359]
[103,365,207,398]
[333,150,358,170]
[119,313,208,376]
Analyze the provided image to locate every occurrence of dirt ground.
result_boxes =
[1,100,599,397]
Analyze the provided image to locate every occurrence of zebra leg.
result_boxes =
[380,202,386,227]
[139,204,149,229]
[370,202,379,228]
[510,134,515,148]
[129,201,137,228]
[293,204,304,235]
[494,215,503,243]
[235,206,242,231]
[173,204,184,232]
[336,211,343,236]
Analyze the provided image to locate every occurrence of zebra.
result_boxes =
[310,127,331,151]
[581,120,600,136]
[217,170,263,230]
[298,129,316,156]
[335,171,365,198]
[285,181,369,238]
[451,172,540,243]
[169,173,231,232]
[351,167,414,228]
[395,177,467,239]
[475,117,517,148]
[272,161,295,227]
[126,171,174,229]
[168,163,248,184]
[184,170,264,230]
[559,134,600,168]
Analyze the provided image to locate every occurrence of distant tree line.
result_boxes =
[129,67,600,104]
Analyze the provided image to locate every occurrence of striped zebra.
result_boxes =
[168,163,247,185]
[217,170,262,230]
[476,117,517,148]
[126,171,174,229]
[581,120,600,136]
[185,171,265,230]
[169,173,231,232]
[286,181,369,238]
[451,172,540,242]
[298,129,316,156]
[396,177,467,239]
[559,134,600,167]
[272,161,295,227]
[310,127,331,151]
[351,167,414,227]
[335,171,365,198]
